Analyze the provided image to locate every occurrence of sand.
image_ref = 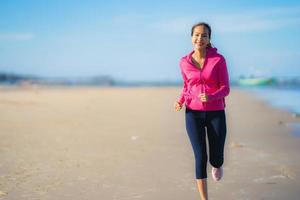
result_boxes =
[0,86,300,200]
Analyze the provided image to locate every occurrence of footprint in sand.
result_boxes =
[230,142,244,148]
[253,175,286,184]
[0,191,8,197]
[280,165,296,179]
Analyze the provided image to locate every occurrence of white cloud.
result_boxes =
[0,33,34,41]
[150,5,300,34]
[213,10,300,33]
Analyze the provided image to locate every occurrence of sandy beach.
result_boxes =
[0,86,300,200]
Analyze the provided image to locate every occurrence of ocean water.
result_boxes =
[243,86,300,115]
[242,86,300,137]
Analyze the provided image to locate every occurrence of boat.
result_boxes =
[237,77,275,86]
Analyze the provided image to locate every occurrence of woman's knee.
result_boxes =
[210,156,223,168]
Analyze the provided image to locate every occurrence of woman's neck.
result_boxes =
[193,48,206,58]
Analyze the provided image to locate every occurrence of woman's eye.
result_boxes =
[194,34,208,38]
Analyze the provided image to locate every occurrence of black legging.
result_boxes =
[185,108,227,179]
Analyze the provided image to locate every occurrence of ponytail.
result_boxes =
[206,42,213,49]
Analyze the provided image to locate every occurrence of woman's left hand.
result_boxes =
[198,93,209,102]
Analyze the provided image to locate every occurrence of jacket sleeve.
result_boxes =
[177,67,188,104]
[208,58,230,101]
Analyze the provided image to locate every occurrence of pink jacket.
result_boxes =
[178,47,230,111]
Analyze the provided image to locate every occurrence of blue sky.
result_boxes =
[0,0,300,81]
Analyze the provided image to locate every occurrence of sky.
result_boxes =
[0,0,300,82]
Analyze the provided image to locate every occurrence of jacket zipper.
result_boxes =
[199,60,206,107]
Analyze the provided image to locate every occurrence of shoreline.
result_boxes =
[236,87,300,133]
[240,86,300,117]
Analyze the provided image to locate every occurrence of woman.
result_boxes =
[174,22,230,200]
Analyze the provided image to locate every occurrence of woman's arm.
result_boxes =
[177,68,188,104]
[208,58,230,101]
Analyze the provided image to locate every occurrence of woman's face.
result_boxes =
[192,25,210,50]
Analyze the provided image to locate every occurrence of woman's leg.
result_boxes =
[185,109,208,199]
[206,110,227,180]
[197,179,208,200]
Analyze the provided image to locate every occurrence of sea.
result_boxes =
[240,86,300,136]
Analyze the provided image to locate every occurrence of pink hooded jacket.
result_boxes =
[177,47,230,111]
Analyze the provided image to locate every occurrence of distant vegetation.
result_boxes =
[0,72,115,86]
[1,72,299,88]
[0,72,182,87]
[0,73,38,84]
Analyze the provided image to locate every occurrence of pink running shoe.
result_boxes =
[212,167,223,181]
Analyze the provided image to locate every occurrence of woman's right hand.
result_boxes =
[174,101,183,111]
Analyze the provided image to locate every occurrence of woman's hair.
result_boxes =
[191,22,212,48]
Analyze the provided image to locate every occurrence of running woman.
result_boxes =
[174,22,230,200]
